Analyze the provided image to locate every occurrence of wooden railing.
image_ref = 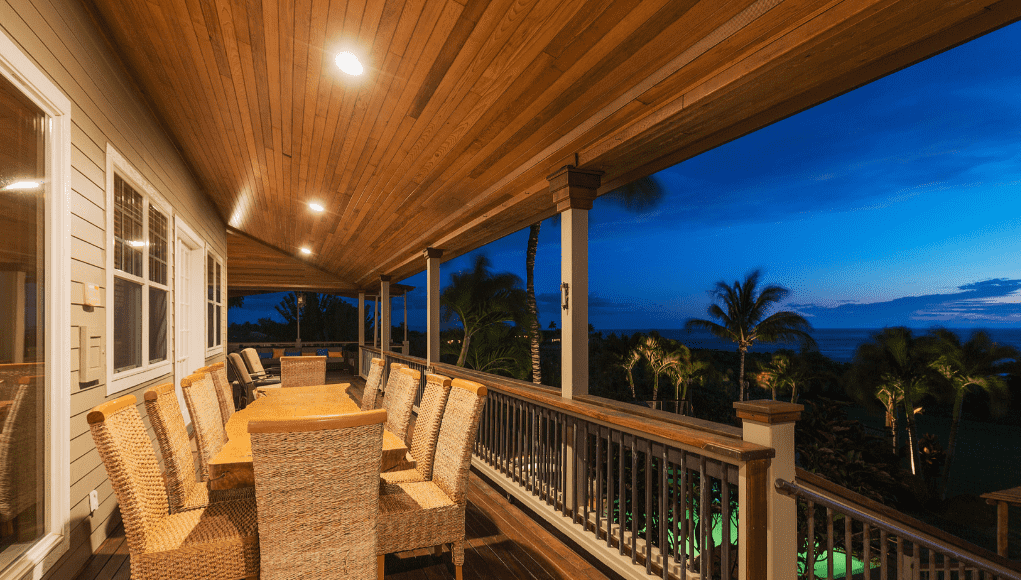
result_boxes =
[359,347,774,580]
[777,469,1021,580]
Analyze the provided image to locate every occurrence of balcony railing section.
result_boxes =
[362,346,429,408]
[777,470,1021,580]
[358,347,774,580]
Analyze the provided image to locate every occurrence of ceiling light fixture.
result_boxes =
[300,247,312,255]
[309,202,324,212]
[335,52,363,76]
[3,181,41,191]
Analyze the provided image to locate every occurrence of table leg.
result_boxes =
[997,501,1009,558]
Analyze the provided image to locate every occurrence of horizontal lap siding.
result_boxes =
[0,0,226,577]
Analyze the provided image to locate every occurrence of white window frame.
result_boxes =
[0,28,72,580]
[105,145,173,395]
[205,248,224,355]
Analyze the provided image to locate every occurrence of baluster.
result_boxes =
[530,404,537,494]
[661,450,669,580]
[896,536,902,580]
[631,435,638,564]
[808,500,816,580]
[645,441,653,574]
[684,453,693,573]
[912,542,920,580]
[846,515,853,579]
[619,433,626,556]
[606,431,615,549]
[721,465,730,580]
[672,454,681,565]
[880,530,888,580]
[863,523,871,580]
[596,426,604,541]
[827,508,834,580]
[700,456,711,580]
[943,552,950,580]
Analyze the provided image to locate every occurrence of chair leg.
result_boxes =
[456,564,463,580]
[434,544,443,557]
[378,554,385,580]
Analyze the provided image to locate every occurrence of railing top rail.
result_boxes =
[432,361,774,464]
[788,468,1021,575]
[576,394,744,440]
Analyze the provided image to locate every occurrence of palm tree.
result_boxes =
[666,345,709,414]
[637,335,679,402]
[847,327,929,476]
[441,254,527,367]
[524,176,664,385]
[621,348,642,400]
[754,353,812,403]
[685,270,816,401]
[927,328,1017,499]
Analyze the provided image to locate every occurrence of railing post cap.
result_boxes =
[734,400,803,424]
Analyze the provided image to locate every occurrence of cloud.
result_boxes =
[789,278,1021,327]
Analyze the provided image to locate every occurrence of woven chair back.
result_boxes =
[199,361,235,425]
[0,376,41,521]
[432,379,488,506]
[280,355,326,389]
[379,362,406,413]
[240,348,269,377]
[143,382,201,513]
[360,358,384,411]
[180,373,227,480]
[383,367,419,442]
[249,409,387,579]
[87,395,170,555]
[408,374,453,479]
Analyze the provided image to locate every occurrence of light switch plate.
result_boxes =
[89,489,99,513]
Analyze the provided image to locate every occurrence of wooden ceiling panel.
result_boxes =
[81,0,1020,289]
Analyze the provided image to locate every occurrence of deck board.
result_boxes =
[74,370,610,580]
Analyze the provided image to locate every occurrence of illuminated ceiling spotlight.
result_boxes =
[3,181,41,191]
[335,52,363,76]
[309,202,324,212]
[300,247,312,255]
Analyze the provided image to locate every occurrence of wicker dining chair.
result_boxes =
[143,383,253,513]
[279,355,326,388]
[381,373,453,485]
[381,367,419,443]
[360,358,385,411]
[241,347,277,380]
[0,376,41,536]
[196,361,235,426]
[180,373,228,481]
[249,408,388,579]
[377,378,488,580]
[88,395,259,580]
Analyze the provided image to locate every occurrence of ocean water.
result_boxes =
[601,328,1021,363]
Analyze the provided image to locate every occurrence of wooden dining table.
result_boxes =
[208,384,410,491]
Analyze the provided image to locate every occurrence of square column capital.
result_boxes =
[734,400,803,425]
[548,165,603,211]
[424,247,444,259]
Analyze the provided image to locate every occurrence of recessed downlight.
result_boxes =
[309,202,324,212]
[3,181,41,191]
[300,247,312,255]
[335,52,363,76]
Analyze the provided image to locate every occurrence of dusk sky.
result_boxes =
[234,22,1021,332]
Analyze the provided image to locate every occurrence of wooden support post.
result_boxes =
[997,500,1009,558]
[426,248,443,364]
[402,293,409,355]
[358,292,365,374]
[373,295,379,348]
[734,400,802,580]
[549,165,600,400]
[380,276,391,353]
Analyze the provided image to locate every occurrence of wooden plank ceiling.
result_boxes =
[82,0,1020,290]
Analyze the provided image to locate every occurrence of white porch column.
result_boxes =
[425,248,443,365]
[548,165,601,400]
[380,275,391,353]
[358,291,365,374]
[734,400,802,580]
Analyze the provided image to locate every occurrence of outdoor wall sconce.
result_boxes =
[561,282,569,312]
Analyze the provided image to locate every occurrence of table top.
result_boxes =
[209,385,409,490]
[981,486,1021,505]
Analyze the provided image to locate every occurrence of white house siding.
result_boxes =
[0,0,227,576]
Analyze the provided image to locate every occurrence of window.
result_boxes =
[106,146,172,393]
[0,26,72,575]
[207,252,222,349]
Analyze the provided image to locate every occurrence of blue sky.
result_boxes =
[234,22,1021,332]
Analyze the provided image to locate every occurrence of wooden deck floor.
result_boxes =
[74,368,611,580]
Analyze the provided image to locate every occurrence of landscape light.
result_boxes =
[335,52,363,76]
[300,247,312,255]
[3,181,41,191]
[309,202,324,212]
